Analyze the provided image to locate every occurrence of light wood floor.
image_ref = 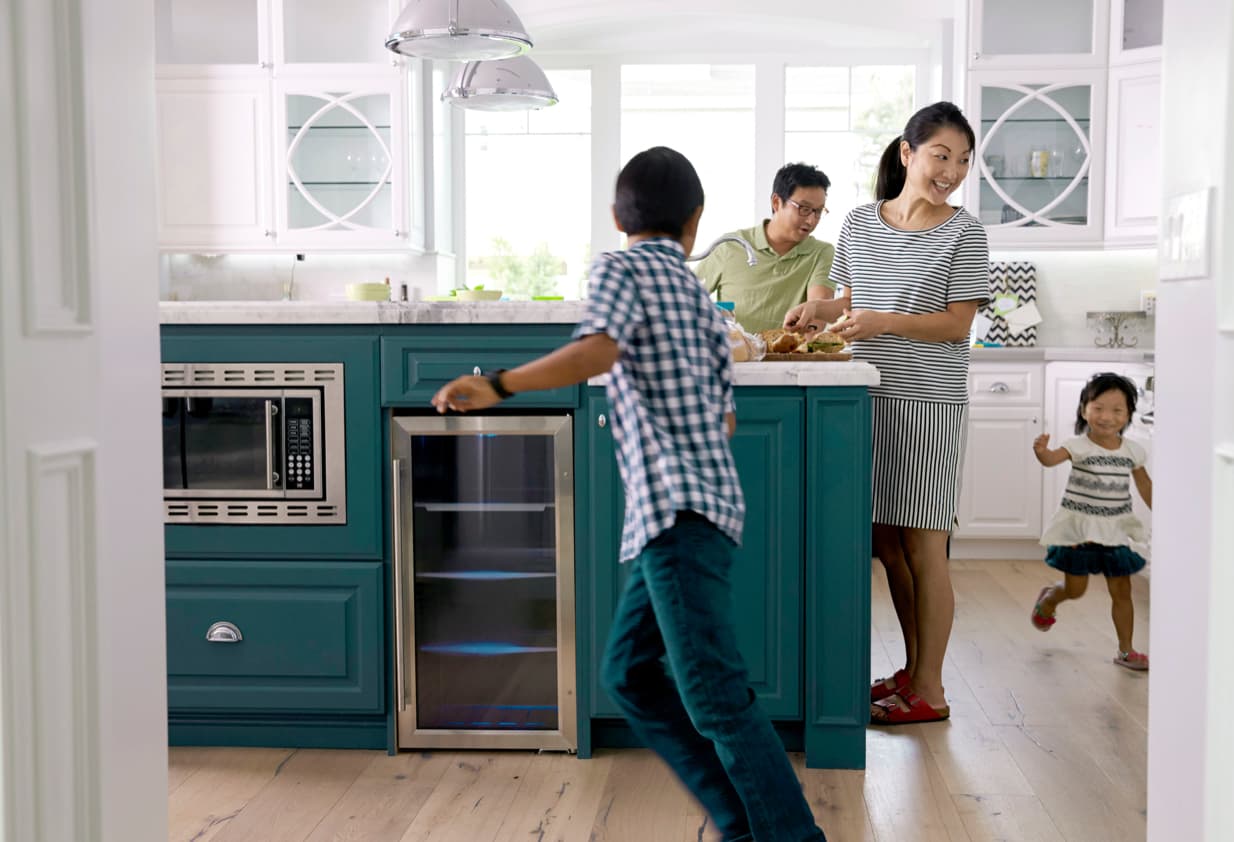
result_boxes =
[168,559,1149,842]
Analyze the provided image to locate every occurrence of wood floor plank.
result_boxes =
[864,729,972,842]
[210,749,373,842]
[920,716,1036,798]
[168,748,295,842]
[585,749,698,842]
[996,724,1146,841]
[952,793,1066,842]
[395,752,533,842]
[793,755,876,842]
[302,750,453,842]
[490,751,620,842]
[167,746,209,796]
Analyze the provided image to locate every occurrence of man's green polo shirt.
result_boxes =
[692,222,836,333]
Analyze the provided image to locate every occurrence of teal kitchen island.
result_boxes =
[160,301,877,769]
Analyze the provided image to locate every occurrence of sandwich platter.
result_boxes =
[758,329,851,362]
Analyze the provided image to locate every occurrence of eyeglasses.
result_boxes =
[784,198,828,219]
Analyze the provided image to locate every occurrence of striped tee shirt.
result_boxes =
[829,202,990,403]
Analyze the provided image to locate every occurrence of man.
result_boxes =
[693,162,836,333]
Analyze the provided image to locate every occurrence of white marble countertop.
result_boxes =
[971,346,1154,363]
[590,361,881,388]
[159,300,587,324]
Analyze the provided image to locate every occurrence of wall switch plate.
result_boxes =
[1160,187,1213,281]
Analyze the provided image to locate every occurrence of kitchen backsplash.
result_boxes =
[163,247,1157,350]
[988,248,1157,348]
[160,252,451,302]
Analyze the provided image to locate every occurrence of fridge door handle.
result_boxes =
[392,458,407,712]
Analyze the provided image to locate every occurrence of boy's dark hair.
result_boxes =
[614,146,704,238]
[1075,372,1139,434]
[875,101,976,201]
[773,162,831,201]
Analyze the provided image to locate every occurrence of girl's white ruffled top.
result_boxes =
[1040,434,1147,548]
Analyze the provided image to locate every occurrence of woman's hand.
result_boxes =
[831,309,889,342]
[783,300,827,334]
[432,375,500,413]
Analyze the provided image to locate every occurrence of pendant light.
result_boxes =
[442,56,558,111]
[385,0,533,61]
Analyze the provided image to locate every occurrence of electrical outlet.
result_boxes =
[1140,290,1157,316]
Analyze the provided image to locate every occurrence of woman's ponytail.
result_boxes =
[874,135,906,201]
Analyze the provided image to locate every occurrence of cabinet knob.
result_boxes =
[972,51,981,61]
[205,621,243,643]
[597,414,607,428]
[473,366,482,376]
[265,230,275,239]
[988,382,1010,394]
[258,61,272,69]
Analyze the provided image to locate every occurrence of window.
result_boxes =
[621,65,756,250]
[784,65,915,242]
[463,69,591,299]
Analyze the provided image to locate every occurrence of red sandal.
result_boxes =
[870,668,911,703]
[870,690,950,725]
[1031,585,1056,632]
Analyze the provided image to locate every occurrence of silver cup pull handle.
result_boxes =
[205,621,243,643]
[988,382,1010,394]
[597,414,607,428]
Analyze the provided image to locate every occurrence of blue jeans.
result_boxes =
[601,511,827,842]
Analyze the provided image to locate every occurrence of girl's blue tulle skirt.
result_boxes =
[1045,543,1147,577]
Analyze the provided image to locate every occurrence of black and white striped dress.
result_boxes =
[830,202,990,531]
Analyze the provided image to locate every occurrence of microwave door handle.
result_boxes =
[266,400,281,489]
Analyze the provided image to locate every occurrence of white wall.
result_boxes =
[990,248,1158,347]
[1148,1,1233,840]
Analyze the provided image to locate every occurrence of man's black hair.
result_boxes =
[614,146,704,238]
[773,162,831,202]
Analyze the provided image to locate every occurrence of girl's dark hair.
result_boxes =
[614,146,704,238]
[1075,372,1138,434]
[875,101,976,201]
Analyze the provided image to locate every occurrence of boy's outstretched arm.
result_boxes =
[1132,466,1153,509]
[432,333,620,413]
[1032,434,1071,467]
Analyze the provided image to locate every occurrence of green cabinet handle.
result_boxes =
[205,621,243,643]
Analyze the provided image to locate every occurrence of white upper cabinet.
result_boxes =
[1104,62,1161,243]
[155,0,267,66]
[155,0,414,251]
[276,0,396,65]
[1110,0,1164,64]
[969,0,1109,69]
[967,70,1106,246]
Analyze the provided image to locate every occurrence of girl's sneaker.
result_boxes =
[1113,650,1149,671]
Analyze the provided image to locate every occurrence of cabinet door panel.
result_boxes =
[166,560,383,713]
[956,406,1044,538]
[156,77,271,247]
[1105,66,1161,242]
[582,391,802,719]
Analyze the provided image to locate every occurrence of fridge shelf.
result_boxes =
[418,642,558,656]
[416,502,554,512]
[416,571,557,581]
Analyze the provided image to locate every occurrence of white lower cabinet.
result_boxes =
[956,405,1044,538]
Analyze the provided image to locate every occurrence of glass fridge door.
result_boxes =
[392,415,575,750]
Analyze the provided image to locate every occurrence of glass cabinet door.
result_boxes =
[279,0,394,64]
[391,415,575,750]
[156,0,264,65]
[971,0,1106,67]
[275,75,406,245]
[1112,0,1164,62]
[974,78,1099,236]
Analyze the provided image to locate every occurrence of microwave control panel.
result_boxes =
[284,397,316,491]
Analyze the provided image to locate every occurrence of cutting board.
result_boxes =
[760,352,852,362]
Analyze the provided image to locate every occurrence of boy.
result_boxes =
[432,146,827,842]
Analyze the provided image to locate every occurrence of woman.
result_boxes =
[784,101,989,724]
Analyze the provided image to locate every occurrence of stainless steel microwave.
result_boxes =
[161,363,346,524]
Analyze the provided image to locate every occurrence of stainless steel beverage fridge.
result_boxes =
[390,415,576,750]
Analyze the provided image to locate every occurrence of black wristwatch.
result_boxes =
[485,369,513,400]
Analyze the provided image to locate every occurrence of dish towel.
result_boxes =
[980,261,1038,347]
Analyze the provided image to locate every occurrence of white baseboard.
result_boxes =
[950,538,1044,561]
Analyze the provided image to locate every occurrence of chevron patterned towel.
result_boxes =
[981,261,1037,347]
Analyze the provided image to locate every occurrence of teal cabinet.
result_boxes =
[578,389,803,722]
[166,560,384,714]
[381,326,580,408]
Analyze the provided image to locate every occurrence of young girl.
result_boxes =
[1030,372,1153,670]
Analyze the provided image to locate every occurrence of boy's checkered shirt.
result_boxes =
[574,237,745,562]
